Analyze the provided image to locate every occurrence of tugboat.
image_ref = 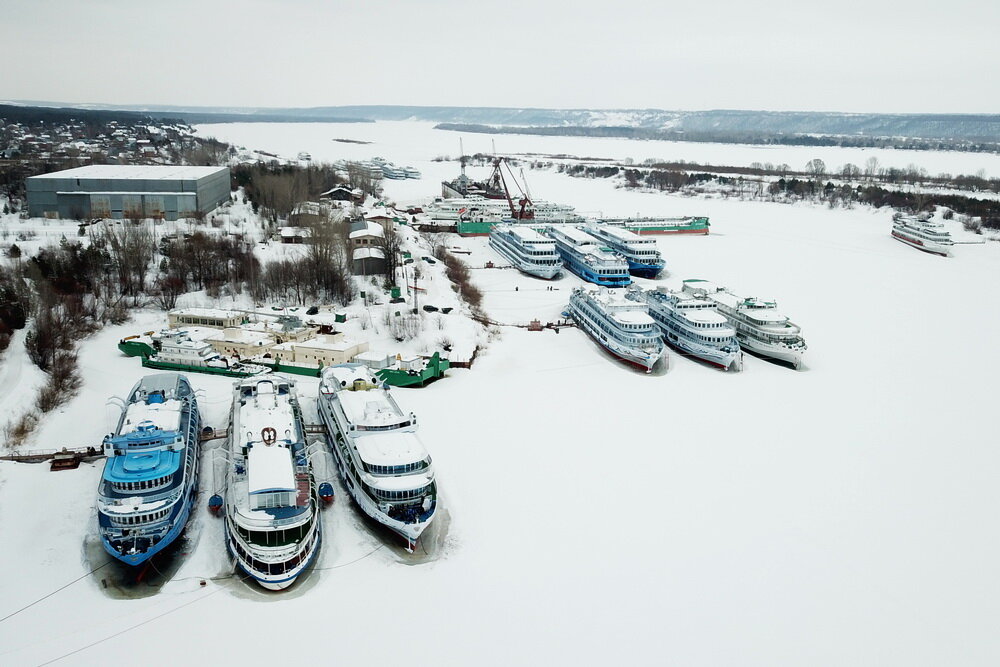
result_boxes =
[97,373,201,566]
[223,375,321,590]
[318,365,437,552]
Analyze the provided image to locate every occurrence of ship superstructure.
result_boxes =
[224,375,321,590]
[318,365,437,552]
[489,223,563,279]
[97,373,201,566]
[547,225,631,287]
[567,287,665,372]
[583,223,665,278]
[683,279,806,368]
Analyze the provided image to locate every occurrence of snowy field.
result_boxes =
[2,126,1000,665]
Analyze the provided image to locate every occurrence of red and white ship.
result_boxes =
[891,216,953,257]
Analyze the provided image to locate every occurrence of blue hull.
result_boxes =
[100,483,196,567]
[563,260,630,287]
[628,263,663,279]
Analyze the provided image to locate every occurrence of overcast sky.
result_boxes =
[2,0,997,114]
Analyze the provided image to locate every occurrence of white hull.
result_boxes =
[568,292,664,373]
[891,230,951,257]
[738,336,804,368]
[489,235,562,280]
[317,388,436,551]
[663,330,742,370]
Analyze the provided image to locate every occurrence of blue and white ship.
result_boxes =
[97,373,201,566]
[224,375,321,590]
[583,223,665,278]
[567,287,665,372]
[546,225,631,287]
[640,287,743,371]
[489,223,563,279]
[318,365,438,552]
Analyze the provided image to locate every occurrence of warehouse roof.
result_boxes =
[28,165,228,181]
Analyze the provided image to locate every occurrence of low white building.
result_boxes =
[269,333,368,368]
[168,308,245,329]
[204,327,275,358]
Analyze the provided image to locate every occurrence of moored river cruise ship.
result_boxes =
[318,365,437,552]
[224,375,321,590]
[547,225,631,287]
[640,287,742,371]
[891,215,953,257]
[568,287,665,372]
[683,279,806,369]
[583,223,665,278]
[97,373,202,566]
[489,223,563,279]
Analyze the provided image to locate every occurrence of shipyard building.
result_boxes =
[26,165,231,221]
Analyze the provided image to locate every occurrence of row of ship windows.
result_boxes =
[110,507,170,526]
[232,531,316,576]
[234,521,311,548]
[364,482,434,502]
[581,303,654,346]
[660,318,733,344]
[364,459,430,476]
[357,420,411,432]
[113,475,172,492]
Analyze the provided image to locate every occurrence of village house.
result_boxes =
[204,327,275,359]
[168,308,245,329]
[269,332,368,368]
[349,219,386,274]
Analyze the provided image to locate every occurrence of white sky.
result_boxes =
[2,0,997,113]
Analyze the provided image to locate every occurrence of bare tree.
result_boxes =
[805,159,827,180]
[374,220,402,289]
[840,163,861,181]
[96,222,154,296]
[864,156,881,183]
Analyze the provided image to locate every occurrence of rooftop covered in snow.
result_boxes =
[28,165,228,180]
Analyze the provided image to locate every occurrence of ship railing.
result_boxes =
[100,484,185,511]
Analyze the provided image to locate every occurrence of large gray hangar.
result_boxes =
[26,165,231,221]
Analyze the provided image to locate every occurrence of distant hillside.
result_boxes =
[233,106,1000,141]
[8,102,1000,142]
[0,103,177,126]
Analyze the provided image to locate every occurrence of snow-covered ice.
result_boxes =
[1,126,999,666]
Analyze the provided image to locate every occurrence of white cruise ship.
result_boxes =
[318,365,437,552]
[567,287,665,372]
[489,223,562,279]
[582,224,665,278]
[683,279,806,369]
[891,216,953,256]
[547,225,631,287]
[640,287,742,371]
[424,196,582,223]
[224,375,321,590]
